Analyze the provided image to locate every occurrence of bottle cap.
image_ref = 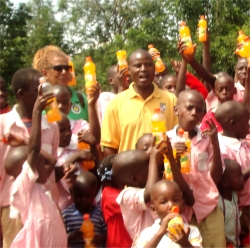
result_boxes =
[83,214,90,220]
[239,30,244,35]
[171,206,179,213]
[200,15,205,19]
[39,76,46,84]
[180,21,186,26]
[148,44,154,49]
[178,128,184,136]
[154,108,161,113]
[86,56,92,62]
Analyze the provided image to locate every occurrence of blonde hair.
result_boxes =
[32,45,68,72]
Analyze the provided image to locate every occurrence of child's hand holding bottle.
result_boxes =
[177,39,196,63]
[87,83,100,106]
[78,130,97,146]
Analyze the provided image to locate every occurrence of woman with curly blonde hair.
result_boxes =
[32,45,89,121]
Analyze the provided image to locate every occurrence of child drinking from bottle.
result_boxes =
[133,180,202,248]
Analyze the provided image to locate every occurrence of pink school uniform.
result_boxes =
[218,134,250,208]
[167,126,219,223]
[10,161,67,248]
[0,106,60,208]
[56,134,78,211]
[97,92,116,125]
[70,119,89,135]
[116,187,157,240]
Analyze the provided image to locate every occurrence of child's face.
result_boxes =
[45,56,71,86]
[214,76,235,103]
[152,183,183,220]
[57,118,72,147]
[224,162,245,191]
[72,183,96,214]
[176,93,204,131]
[136,134,153,154]
[235,58,247,86]
[53,89,71,115]
[160,77,176,93]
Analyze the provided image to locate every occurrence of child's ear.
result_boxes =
[130,174,137,185]
[108,77,113,85]
[230,119,236,127]
[174,105,179,116]
[16,89,24,99]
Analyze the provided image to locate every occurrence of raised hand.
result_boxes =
[168,224,191,247]
[87,83,100,106]
[177,39,196,62]
[201,117,218,145]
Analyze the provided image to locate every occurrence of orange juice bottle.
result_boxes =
[241,37,250,65]
[78,142,95,170]
[179,21,194,55]
[116,50,128,71]
[177,129,191,174]
[235,31,247,56]
[198,15,207,42]
[168,206,184,235]
[68,57,77,86]
[81,214,95,248]
[148,44,165,73]
[84,57,96,95]
[151,108,166,145]
[163,155,172,180]
[39,77,61,123]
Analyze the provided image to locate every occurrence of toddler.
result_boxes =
[133,180,202,248]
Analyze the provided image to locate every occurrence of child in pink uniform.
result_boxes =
[215,101,250,247]
[4,86,67,247]
[56,113,98,211]
[115,138,194,241]
[167,89,226,247]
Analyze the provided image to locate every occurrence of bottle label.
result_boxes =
[199,27,206,37]
[153,132,167,144]
[181,36,192,47]
[45,99,57,115]
[85,74,96,87]
[84,238,93,245]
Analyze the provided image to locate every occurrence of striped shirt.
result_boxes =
[62,204,106,247]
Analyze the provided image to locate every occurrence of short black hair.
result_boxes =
[11,68,42,97]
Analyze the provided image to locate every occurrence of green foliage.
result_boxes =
[1,0,250,94]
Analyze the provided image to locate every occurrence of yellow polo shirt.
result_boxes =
[101,83,178,152]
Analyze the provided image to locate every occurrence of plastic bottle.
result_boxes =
[179,21,194,55]
[235,31,247,56]
[68,57,77,86]
[116,50,128,71]
[81,214,95,248]
[168,206,184,235]
[39,77,62,123]
[198,15,207,42]
[151,108,166,145]
[148,44,165,73]
[163,155,172,180]
[177,129,191,174]
[83,57,96,95]
[240,37,250,66]
[78,142,95,170]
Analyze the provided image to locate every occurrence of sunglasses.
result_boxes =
[46,65,72,72]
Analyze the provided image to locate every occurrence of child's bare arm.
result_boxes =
[202,118,223,185]
[87,83,101,143]
[27,85,54,183]
[144,138,165,203]
[165,138,195,206]
[175,59,188,97]
[242,66,250,109]
[178,40,216,88]
[40,150,57,177]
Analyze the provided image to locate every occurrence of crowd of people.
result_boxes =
[0,29,249,248]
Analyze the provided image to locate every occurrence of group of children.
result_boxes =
[0,31,249,248]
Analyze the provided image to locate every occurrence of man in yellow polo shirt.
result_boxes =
[101,49,178,156]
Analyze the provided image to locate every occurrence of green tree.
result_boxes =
[0,0,31,86]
